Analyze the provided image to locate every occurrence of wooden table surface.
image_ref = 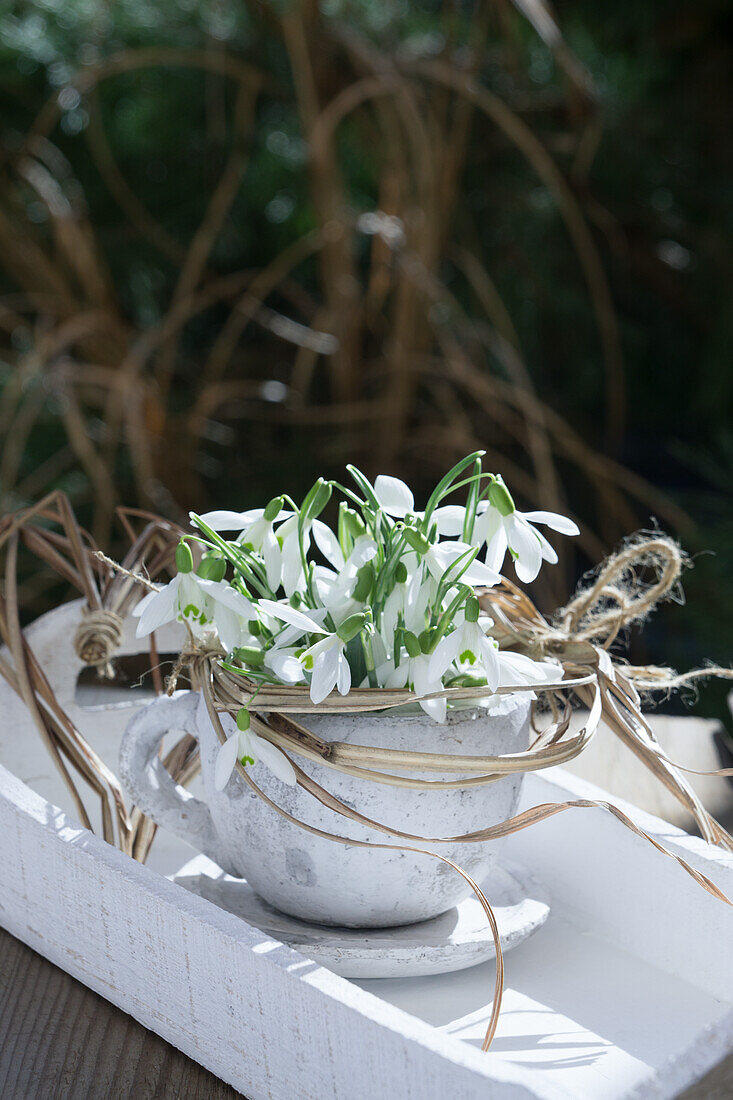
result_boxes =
[0,928,242,1100]
[0,926,730,1100]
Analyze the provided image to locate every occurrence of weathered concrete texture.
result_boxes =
[120,690,532,927]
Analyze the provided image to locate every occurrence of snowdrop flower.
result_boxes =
[256,598,329,638]
[300,633,351,704]
[428,599,501,691]
[198,498,291,591]
[312,535,378,625]
[472,478,579,584]
[257,599,363,704]
[263,624,308,684]
[389,516,497,592]
[183,453,575,725]
[385,631,446,722]
[496,650,561,688]
[380,561,430,643]
[275,514,341,596]
[421,537,501,588]
[373,475,467,535]
[133,544,253,652]
[305,613,368,704]
[214,709,296,790]
[257,601,368,704]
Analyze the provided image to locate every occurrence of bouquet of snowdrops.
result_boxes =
[134,452,578,785]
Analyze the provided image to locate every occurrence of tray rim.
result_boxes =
[2,756,733,1100]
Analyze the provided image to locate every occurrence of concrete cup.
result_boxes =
[119,689,531,928]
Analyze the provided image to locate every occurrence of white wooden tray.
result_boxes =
[2,602,733,1099]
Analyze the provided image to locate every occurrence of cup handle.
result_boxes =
[119,690,231,870]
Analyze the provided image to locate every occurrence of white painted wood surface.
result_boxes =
[2,759,733,1099]
[2,600,733,1098]
[562,709,732,832]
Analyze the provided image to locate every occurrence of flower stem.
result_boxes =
[361,630,378,688]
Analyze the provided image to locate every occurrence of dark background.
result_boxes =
[1,0,731,721]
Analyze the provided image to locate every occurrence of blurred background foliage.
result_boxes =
[0,0,731,720]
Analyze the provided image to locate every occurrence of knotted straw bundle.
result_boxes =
[74,607,125,675]
[132,533,731,1052]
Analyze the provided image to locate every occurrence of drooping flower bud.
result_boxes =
[197,554,226,582]
[233,646,265,667]
[488,476,515,517]
[264,495,284,522]
[337,612,367,643]
[303,478,332,521]
[352,562,375,602]
[175,540,194,574]
[465,595,480,622]
[403,527,430,555]
[339,502,366,545]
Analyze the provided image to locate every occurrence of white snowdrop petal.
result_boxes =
[196,580,253,618]
[131,588,157,619]
[428,631,462,682]
[280,531,308,596]
[198,509,261,531]
[313,520,345,570]
[484,527,508,576]
[374,475,414,517]
[522,510,579,536]
[419,696,447,723]
[433,505,466,537]
[384,662,409,689]
[257,598,327,635]
[214,734,242,791]
[472,505,501,548]
[506,516,543,583]
[348,536,378,568]
[262,527,283,590]
[135,578,180,637]
[336,653,351,696]
[250,734,298,786]
[461,558,502,587]
[268,651,306,683]
[310,643,341,704]
[535,527,559,565]
[214,604,243,653]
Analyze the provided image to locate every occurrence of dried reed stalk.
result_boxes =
[0,5,692,617]
[0,493,198,855]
